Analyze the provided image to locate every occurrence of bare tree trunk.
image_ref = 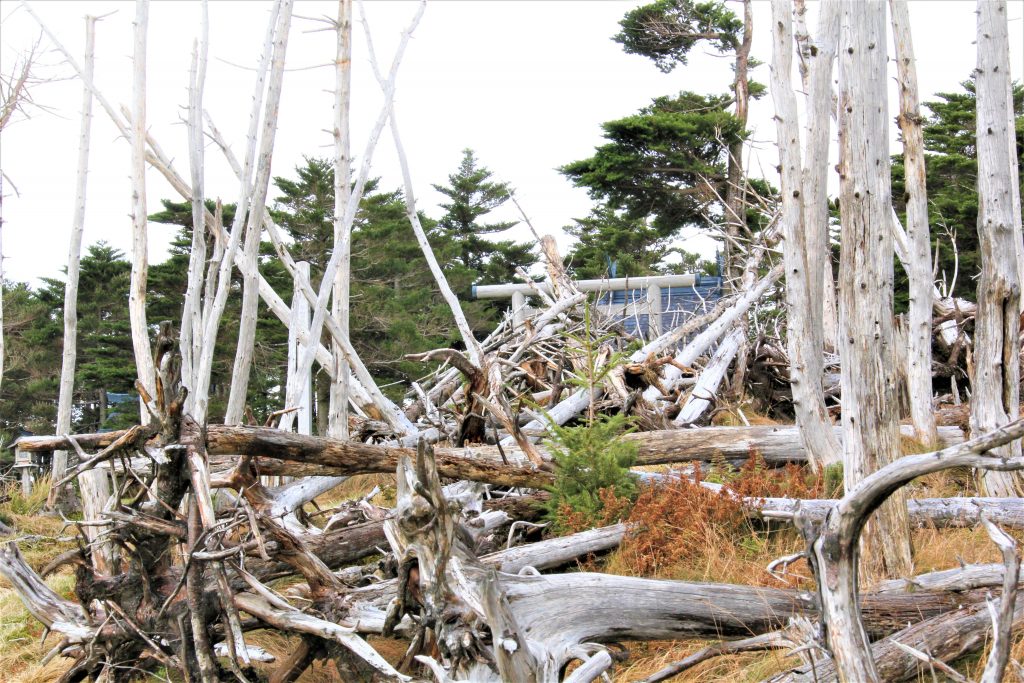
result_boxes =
[673,326,743,426]
[722,0,752,290]
[279,1,426,434]
[771,0,840,471]
[890,0,938,447]
[128,0,157,422]
[180,0,209,413]
[330,0,353,439]
[225,0,293,425]
[794,0,841,355]
[192,1,281,423]
[49,15,98,510]
[286,262,313,434]
[971,0,1022,497]
[359,8,483,368]
[837,0,913,579]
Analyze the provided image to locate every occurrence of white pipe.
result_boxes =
[472,274,700,299]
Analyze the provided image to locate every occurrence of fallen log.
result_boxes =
[771,599,1024,682]
[204,423,965,489]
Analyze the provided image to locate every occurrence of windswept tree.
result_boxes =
[609,0,758,285]
[561,91,747,237]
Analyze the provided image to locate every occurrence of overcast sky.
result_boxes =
[0,0,1021,287]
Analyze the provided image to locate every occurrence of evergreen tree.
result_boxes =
[614,0,743,73]
[0,281,60,446]
[891,80,1023,304]
[561,91,746,236]
[433,149,533,285]
[35,243,137,432]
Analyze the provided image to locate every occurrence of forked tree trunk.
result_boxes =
[192,2,280,423]
[280,1,426,433]
[180,0,209,409]
[771,0,840,471]
[329,0,353,439]
[49,15,97,509]
[971,0,1022,497]
[128,0,157,422]
[794,0,841,354]
[890,0,937,447]
[225,0,293,425]
[837,0,913,579]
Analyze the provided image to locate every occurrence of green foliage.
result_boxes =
[0,282,60,445]
[823,462,844,499]
[564,204,716,278]
[433,148,533,285]
[544,413,639,533]
[614,0,742,73]
[891,80,1024,307]
[561,91,746,236]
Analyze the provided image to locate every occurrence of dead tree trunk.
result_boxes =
[723,0,752,289]
[790,418,1024,682]
[225,0,293,425]
[771,0,840,471]
[890,0,938,447]
[971,0,1022,497]
[330,0,353,439]
[49,14,98,512]
[837,0,913,579]
[129,0,157,422]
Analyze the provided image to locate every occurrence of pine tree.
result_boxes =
[35,243,137,431]
[432,149,532,285]
[891,80,1024,304]
[561,91,746,237]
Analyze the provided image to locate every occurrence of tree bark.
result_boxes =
[798,418,1024,683]
[49,15,99,513]
[771,0,840,471]
[280,2,426,433]
[225,0,293,425]
[890,0,938,447]
[180,1,209,412]
[330,0,353,439]
[191,1,280,423]
[128,0,157,424]
[971,0,1022,497]
[837,0,913,579]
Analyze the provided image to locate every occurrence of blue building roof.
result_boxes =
[594,275,724,339]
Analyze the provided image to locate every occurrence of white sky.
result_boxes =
[0,0,1021,287]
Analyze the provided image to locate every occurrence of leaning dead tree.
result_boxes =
[5,1,1024,681]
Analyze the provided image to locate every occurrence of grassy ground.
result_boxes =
[1,452,1022,681]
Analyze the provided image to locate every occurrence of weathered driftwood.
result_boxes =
[771,599,1024,683]
[673,326,744,426]
[793,418,1024,682]
[199,423,965,486]
[326,445,1016,682]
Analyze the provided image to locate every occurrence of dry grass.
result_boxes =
[0,424,1019,682]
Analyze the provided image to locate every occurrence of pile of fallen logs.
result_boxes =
[4,289,1024,682]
